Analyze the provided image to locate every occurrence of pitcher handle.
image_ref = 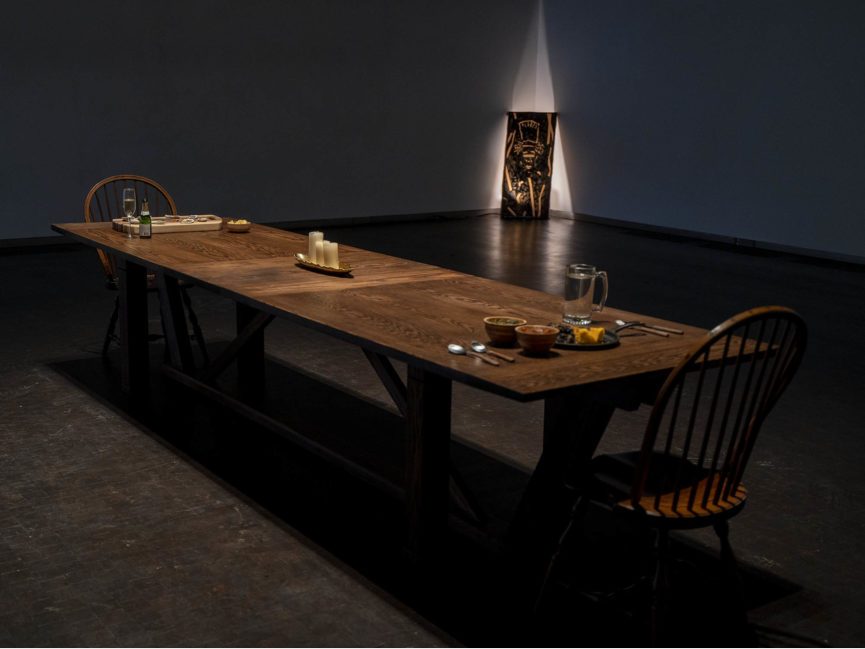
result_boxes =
[593,271,609,312]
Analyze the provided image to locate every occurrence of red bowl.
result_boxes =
[515,324,559,355]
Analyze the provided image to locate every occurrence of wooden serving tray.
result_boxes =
[294,253,354,276]
[112,215,223,234]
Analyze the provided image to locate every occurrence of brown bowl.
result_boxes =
[225,220,251,233]
[515,324,559,355]
[483,316,528,347]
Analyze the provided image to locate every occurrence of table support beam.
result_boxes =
[157,274,195,373]
[198,310,274,385]
[363,350,407,417]
[162,364,403,502]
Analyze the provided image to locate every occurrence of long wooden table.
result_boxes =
[52,221,706,564]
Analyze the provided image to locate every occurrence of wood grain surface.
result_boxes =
[53,222,706,400]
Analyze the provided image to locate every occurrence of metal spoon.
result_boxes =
[470,340,515,362]
[447,343,500,366]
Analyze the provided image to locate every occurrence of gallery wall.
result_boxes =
[2,1,862,260]
[1,0,534,240]
[544,0,864,259]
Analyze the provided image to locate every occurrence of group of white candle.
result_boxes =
[308,231,339,268]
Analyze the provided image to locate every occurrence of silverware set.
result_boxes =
[447,342,499,365]
[613,319,684,337]
[447,340,516,366]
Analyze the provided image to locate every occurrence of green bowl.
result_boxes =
[483,316,527,347]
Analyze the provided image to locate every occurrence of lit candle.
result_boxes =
[324,241,339,268]
[308,231,323,263]
[315,240,325,265]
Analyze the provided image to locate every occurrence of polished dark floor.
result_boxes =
[1,214,863,646]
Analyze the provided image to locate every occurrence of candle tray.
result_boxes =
[294,253,354,276]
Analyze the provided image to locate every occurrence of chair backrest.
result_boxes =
[83,175,177,282]
[630,306,807,518]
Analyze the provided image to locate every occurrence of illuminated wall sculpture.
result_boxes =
[501,112,557,219]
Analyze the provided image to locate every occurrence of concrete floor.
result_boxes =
[1,214,863,646]
[0,248,450,646]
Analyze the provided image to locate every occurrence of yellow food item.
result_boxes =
[227,219,249,224]
[576,327,606,344]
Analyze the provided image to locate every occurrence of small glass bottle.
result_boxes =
[139,198,152,239]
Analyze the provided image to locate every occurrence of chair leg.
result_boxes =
[533,492,589,616]
[180,287,208,365]
[102,296,120,357]
[715,519,738,574]
[715,519,748,629]
[648,527,669,645]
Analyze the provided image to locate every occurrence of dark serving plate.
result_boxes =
[553,330,620,350]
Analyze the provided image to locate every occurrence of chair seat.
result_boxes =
[591,452,748,528]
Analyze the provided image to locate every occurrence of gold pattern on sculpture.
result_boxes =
[501,112,557,219]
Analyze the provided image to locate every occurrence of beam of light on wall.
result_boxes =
[486,114,510,209]
[489,0,572,213]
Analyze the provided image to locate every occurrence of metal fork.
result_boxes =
[613,319,672,337]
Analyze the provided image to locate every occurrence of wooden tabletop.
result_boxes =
[53,222,706,401]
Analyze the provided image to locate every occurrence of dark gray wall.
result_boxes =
[545,0,865,259]
[2,0,533,240]
[4,1,863,260]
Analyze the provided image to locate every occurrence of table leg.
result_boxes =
[236,303,265,399]
[539,387,618,485]
[405,365,452,566]
[506,387,617,602]
[117,259,149,403]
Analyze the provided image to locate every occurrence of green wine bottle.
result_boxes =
[139,198,152,238]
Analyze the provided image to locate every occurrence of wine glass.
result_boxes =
[122,187,136,238]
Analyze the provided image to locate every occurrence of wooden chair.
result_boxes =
[535,306,807,641]
[84,175,208,361]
